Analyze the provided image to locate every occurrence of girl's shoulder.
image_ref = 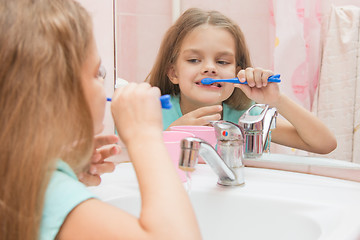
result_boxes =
[40,160,95,240]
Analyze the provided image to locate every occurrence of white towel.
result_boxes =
[312,5,360,163]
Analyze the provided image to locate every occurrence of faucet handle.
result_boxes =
[210,121,244,141]
[265,107,278,130]
[238,104,269,131]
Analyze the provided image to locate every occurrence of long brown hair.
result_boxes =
[0,0,94,239]
[146,8,253,110]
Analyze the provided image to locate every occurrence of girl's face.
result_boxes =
[81,40,107,134]
[168,24,237,111]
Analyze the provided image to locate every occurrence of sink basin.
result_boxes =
[89,158,360,240]
[106,192,324,240]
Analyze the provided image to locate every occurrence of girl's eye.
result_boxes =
[217,60,229,65]
[187,59,200,63]
[97,65,106,79]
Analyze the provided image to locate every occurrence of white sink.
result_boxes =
[90,158,360,240]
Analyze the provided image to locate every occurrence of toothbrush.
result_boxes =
[201,74,281,85]
[106,78,172,109]
[106,94,173,109]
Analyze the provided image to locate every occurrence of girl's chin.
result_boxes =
[195,92,229,103]
[195,97,225,106]
[196,85,233,96]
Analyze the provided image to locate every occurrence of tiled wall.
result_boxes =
[116,0,172,83]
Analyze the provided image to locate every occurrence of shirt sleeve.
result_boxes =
[40,161,96,240]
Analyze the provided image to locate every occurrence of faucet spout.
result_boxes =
[179,137,244,186]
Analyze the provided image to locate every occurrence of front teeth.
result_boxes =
[210,83,222,87]
[196,82,221,87]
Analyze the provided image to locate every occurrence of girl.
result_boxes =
[0,1,201,239]
[147,8,337,154]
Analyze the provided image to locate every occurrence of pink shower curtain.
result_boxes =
[270,0,322,155]
[270,0,322,110]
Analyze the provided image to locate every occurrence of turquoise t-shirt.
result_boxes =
[40,160,95,240]
[161,95,253,130]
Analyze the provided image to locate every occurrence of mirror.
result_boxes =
[114,0,360,164]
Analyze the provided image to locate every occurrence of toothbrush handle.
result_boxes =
[268,74,281,82]
[219,78,241,84]
[225,74,281,84]
[159,94,172,109]
[107,94,172,109]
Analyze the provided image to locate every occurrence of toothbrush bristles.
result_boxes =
[201,78,213,85]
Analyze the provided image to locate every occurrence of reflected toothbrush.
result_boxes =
[106,94,173,109]
[201,74,281,85]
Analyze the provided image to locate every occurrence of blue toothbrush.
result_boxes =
[106,94,172,109]
[201,74,281,85]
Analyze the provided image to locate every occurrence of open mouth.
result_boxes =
[195,81,223,88]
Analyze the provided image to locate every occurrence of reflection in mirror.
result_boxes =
[114,0,360,164]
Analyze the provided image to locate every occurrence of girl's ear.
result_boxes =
[167,66,179,84]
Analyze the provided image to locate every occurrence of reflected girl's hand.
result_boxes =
[168,105,222,128]
[235,67,281,106]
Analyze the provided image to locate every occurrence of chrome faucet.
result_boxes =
[179,121,245,186]
[238,104,278,159]
[178,104,277,186]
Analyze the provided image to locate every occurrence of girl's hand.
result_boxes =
[168,105,222,128]
[78,134,120,186]
[111,82,163,146]
[235,67,281,107]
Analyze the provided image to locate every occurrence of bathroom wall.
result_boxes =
[115,0,172,83]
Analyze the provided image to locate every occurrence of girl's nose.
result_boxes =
[202,61,217,75]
